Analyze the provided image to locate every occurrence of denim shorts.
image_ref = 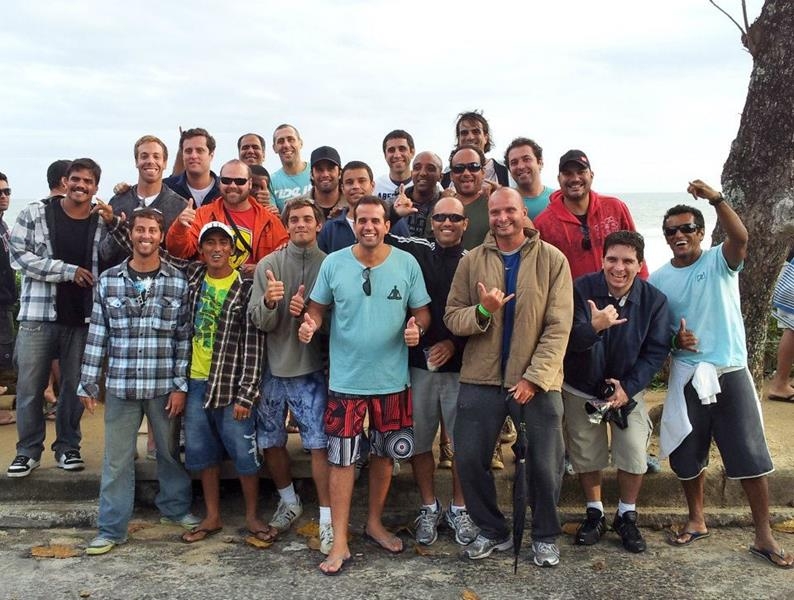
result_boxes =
[184,379,260,476]
[256,370,328,450]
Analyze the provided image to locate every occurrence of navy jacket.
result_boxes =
[162,171,220,207]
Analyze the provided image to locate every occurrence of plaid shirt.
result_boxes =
[77,259,191,400]
[10,198,105,322]
[108,220,264,409]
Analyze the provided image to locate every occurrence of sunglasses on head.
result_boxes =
[580,224,591,251]
[431,213,466,223]
[450,162,482,174]
[362,267,371,296]
[663,223,700,237]
[0,188,10,197]
[220,176,250,186]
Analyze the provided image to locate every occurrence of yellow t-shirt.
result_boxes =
[190,271,237,379]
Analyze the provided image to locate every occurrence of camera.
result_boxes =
[584,382,637,429]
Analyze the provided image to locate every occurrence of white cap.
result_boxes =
[198,221,235,244]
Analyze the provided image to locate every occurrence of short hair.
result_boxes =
[66,158,102,184]
[0,172,6,183]
[129,207,165,233]
[455,110,492,153]
[413,151,443,171]
[662,204,706,230]
[382,129,415,153]
[237,133,265,150]
[47,160,71,190]
[352,195,389,219]
[504,137,543,167]
[219,159,252,179]
[272,123,301,143]
[603,230,645,264]
[179,127,216,153]
[341,160,374,183]
[134,135,168,162]
[282,197,325,227]
[450,144,486,168]
[250,164,270,179]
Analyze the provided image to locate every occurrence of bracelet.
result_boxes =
[708,193,725,206]
[671,334,679,350]
[477,304,492,318]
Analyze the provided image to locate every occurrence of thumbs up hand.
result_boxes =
[298,312,318,344]
[264,269,285,307]
[289,283,306,318]
[178,198,196,227]
[404,316,421,347]
[675,317,699,352]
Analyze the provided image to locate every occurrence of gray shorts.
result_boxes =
[410,367,460,454]
[669,368,773,480]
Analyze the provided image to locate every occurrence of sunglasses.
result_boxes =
[450,162,482,174]
[220,176,250,186]
[580,224,591,251]
[0,189,10,197]
[362,267,371,296]
[663,223,700,237]
[431,213,466,223]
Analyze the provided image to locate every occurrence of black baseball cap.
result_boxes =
[310,146,341,168]
[558,149,591,171]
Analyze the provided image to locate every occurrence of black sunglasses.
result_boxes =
[220,176,250,186]
[580,224,591,251]
[663,223,700,237]
[0,189,10,197]
[431,213,466,223]
[450,162,482,174]
[362,267,371,296]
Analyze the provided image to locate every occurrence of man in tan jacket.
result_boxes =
[445,187,572,568]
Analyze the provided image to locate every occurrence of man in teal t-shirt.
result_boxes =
[270,124,311,211]
[505,136,553,220]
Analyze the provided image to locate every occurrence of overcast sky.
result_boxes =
[0,0,763,214]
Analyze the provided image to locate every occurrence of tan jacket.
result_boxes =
[444,228,573,391]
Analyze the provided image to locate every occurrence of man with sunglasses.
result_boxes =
[449,145,491,250]
[299,196,430,574]
[534,150,648,281]
[166,159,288,277]
[649,181,792,568]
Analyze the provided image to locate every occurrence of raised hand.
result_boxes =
[264,269,285,307]
[289,284,306,317]
[91,197,115,225]
[298,312,318,344]
[477,281,515,314]
[177,198,196,228]
[686,179,720,202]
[404,316,420,347]
[675,317,699,352]
[588,299,627,332]
[393,184,417,217]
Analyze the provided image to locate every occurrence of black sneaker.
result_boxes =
[56,450,85,471]
[575,507,606,545]
[7,455,40,478]
[612,510,646,553]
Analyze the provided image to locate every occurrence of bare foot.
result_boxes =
[246,518,277,542]
[363,524,403,553]
[181,518,223,543]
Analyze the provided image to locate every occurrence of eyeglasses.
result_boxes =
[581,224,591,250]
[362,267,371,296]
[663,223,700,237]
[220,177,250,186]
[0,189,10,197]
[450,162,482,174]
[431,213,466,223]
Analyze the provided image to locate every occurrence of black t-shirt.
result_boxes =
[52,201,93,325]
[127,265,160,305]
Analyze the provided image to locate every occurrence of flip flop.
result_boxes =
[181,527,222,543]
[319,554,351,576]
[749,546,794,569]
[247,527,278,543]
[362,529,404,554]
[668,530,710,546]
[767,394,794,403]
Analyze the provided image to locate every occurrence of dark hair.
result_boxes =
[129,207,165,233]
[250,164,270,179]
[382,130,415,153]
[272,123,301,143]
[47,160,71,190]
[352,195,389,219]
[450,144,486,168]
[134,135,168,162]
[237,133,265,150]
[282,197,325,227]
[455,110,492,153]
[504,137,543,167]
[179,127,216,153]
[662,204,705,230]
[341,161,374,183]
[66,158,102,185]
[603,230,645,264]
[0,172,6,183]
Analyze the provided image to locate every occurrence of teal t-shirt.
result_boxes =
[522,185,554,220]
[271,163,311,211]
[649,243,746,368]
[310,246,431,395]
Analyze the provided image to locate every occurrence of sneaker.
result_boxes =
[463,534,513,560]
[56,450,85,471]
[532,541,560,567]
[319,522,334,555]
[269,496,303,531]
[85,536,126,556]
[438,441,453,469]
[444,507,480,545]
[575,507,606,546]
[646,454,662,474]
[7,455,40,478]
[612,510,647,553]
[491,444,505,470]
[499,417,517,444]
[160,512,202,530]
[414,501,443,545]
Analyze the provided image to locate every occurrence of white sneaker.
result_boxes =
[160,512,202,530]
[56,450,85,471]
[7,455,40,478]
[319,522,334,555]
[269,496,303,531]
[532,541,560,567]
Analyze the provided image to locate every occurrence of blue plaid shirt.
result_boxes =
[77,259,191,400]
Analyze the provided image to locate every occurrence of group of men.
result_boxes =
[2,108,791,572]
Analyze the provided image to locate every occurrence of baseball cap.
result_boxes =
[199,221,235,244]
[310,146,341,168]
[558,149,591,171]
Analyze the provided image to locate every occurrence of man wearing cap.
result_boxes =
[533,150,648,281]
[305,146,345,220]
[166,159,288,277]
[270,124,311,212]
[78,207,196,555]
[374,130,415,202]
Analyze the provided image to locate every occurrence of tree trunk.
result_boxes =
[715,0,794,386]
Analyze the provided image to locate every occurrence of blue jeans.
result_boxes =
[97,393,193,542]
[13,321,88,460]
